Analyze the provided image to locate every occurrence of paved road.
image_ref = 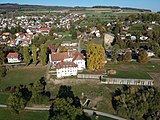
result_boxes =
[83,109,126,120]
[150,58,160,61]
[0,104,126,120]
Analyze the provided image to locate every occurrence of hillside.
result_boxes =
[0,3,152,12]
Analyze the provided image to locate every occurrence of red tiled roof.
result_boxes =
[50,52,84,62]
[72,52,84,61]
[25,34,33,38]
[7,52,19,58]
[9,40,17,44]
[38,28,50,31]
[48,45,57,52]
[56,61,77,69]
[22,39,30,44]
[2,32,10,36]
[51,52,74,61]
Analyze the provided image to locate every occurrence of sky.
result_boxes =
[0,0,160,12]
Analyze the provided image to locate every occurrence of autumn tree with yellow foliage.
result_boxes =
[86,44,106,70]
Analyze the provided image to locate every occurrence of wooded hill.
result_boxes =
[0,3,152,12]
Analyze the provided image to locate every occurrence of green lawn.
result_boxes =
[0,108,115,120]
[105,61,160,79]
[0,92,9,104]
[0,66,47,89]
[0,108,49,120]
[129,23,145,32]
[45,37,78,46]
[106,70,152,79]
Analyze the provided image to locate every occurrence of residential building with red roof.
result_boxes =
[7,52,21,63]
[36,28,50,35]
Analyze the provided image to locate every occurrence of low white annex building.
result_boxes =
[7,52,21,63]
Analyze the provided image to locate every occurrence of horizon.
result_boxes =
[0,0,160,12]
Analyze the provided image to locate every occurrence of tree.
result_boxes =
[49,86,84,120]
[31,45,37,65]
[23,46,31,65]
[86,44,106,70]
[112,86,160,119]
[33,34,46,47]
[57,85,74,99]
[111,44,120,63]
[59,46,68,53]
[71,30,77,39]
[0,46,5,64]
[7,86,32,113]
[39,44,47,65]
[49,98,83,120]
[123,51,132,63]
[0,66,7,77]
[30,77,47,104]
[138,50,149,64]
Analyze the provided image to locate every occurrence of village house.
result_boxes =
[36,28,50,35]
[7,52,21,63]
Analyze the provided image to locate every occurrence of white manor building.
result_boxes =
[56,62,78,78]
[49,51,86,78]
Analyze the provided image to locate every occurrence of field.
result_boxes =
[0,92,9,104]
[45,36,78,46]
[46,79,121,114]
[0,66,47,89]
[0,108,49,120]
[105,61,160,79]
[0,108,115,120]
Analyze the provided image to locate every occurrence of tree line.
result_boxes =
[20,44,48,65]
[112,85,160,119]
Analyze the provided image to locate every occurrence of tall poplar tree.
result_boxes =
[23,46,30,65]
[40,44,47,65]
[31,45,37,65]
[123,51,132,63]
[86,43,106,70]
[138,50,149,64]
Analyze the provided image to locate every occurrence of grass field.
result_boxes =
[0,66,47,89]
[0,108,115,120]
[45,37,78,46]
[46,80,120,114]
[105,61,160,79]
[0,108,49,120]
[0,92,9,104]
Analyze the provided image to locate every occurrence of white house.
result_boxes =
[7,52,21,63]
[147,51,155,57]
[56,62,78,78]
